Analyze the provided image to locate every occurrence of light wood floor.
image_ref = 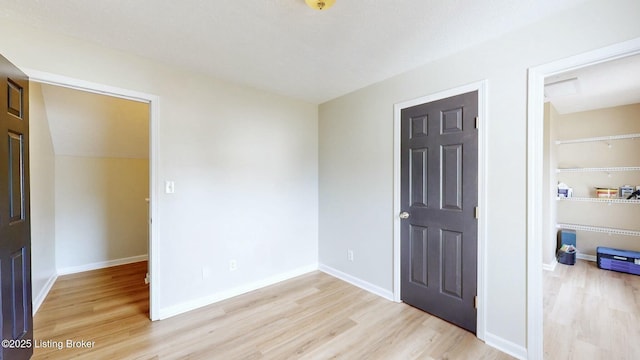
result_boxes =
[544,259,640,359]
[33,262,512,359]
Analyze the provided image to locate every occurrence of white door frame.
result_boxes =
[24,68,161,321]
[393,80,488,341]
[526,37,640,360]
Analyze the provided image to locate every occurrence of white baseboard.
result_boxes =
[577,253,597,262]
[158,263,318,320]
[32,272,58,315]
[545,253,596,272]
[318,264,394,301]
[57,255,149,276]
[542,259,557,272]
[484,332,527,360]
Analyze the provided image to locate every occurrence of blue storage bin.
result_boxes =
[597,247,640,275]
[558,229,576,247]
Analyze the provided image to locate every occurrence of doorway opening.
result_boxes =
[527,37,640,359]
[27,69,160,320]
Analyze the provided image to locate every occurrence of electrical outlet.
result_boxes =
[229,259,238,271]
[347,249,354,262]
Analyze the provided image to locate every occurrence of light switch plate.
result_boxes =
[165,181,175,194]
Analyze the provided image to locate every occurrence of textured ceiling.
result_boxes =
[545,54,640,114]
[0,0,588,103]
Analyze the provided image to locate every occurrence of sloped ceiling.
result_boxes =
[545,54,640,114]
[41,84,149,159]
[0,0,589,103]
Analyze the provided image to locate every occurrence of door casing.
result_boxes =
[393,80,488,341]
[23,68,161,321]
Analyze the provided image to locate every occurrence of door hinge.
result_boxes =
[474,296,478,309]
[475,116,479,129]
[474,207,479,219]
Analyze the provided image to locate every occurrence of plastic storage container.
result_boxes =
[557,229,577,265]
[557,247,576,265]
[597,246,640,275]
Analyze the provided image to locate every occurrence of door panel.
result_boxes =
[400,91,478,333]
[8,132,24,222]
[10,248,28,339]
[7,80,23,118]
[410,148,428,207]
[0,54,33,360]
[441,108,463,133]
[411,115,428,138]
[441,144,463,210]
[441,230,463,298]
[409,225,428,286]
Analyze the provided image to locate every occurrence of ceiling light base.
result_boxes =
[305,0,336,11]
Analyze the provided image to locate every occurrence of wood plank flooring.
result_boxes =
[544,259,640,360]
[33,262,512,359]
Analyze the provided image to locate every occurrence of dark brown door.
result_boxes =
[0,54,33,360]
[400,91,478,333]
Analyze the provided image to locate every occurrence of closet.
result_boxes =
[550,103,640,261]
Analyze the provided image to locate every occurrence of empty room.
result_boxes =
[0,1,639,359]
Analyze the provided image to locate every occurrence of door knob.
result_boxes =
[399,211,410,219]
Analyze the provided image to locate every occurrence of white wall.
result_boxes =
[55,156,149,272]
[29,82,57,310]
[41,84,150,159]
[0,19,319,317]
[318,0,640,356]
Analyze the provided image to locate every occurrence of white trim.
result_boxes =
[392,97,402,302]
[56,255,149,275]
[576,253,597,262]
[158,263,318,320]
[392,80,488,341]
[485,332,528,360]
[318,264,394,301]
[527,37,640,360]
[477,81,489,343]
[542,259,557,272]
[22,69,153,103]
[22,67,161,320]
[527,61,546,360]
[32,272,58,315]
